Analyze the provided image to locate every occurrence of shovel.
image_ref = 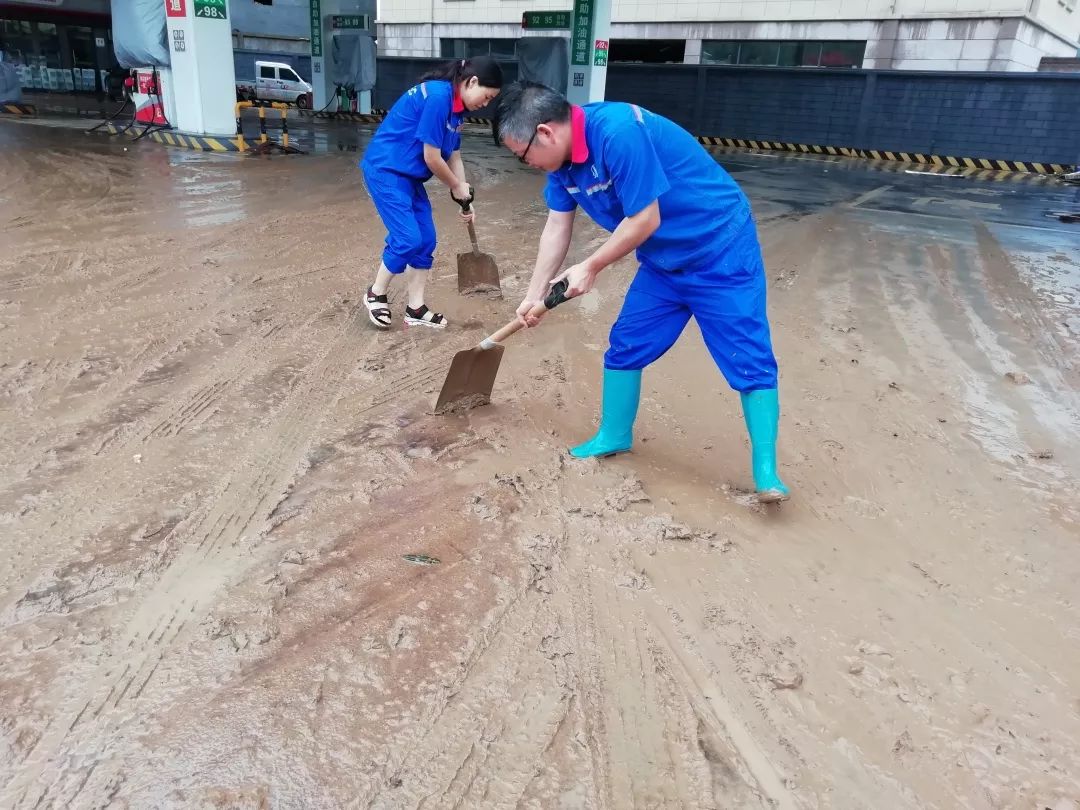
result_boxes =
[434,280,569,414]
[454,191,502,297]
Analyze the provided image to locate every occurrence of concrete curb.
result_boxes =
[99,122,245,151]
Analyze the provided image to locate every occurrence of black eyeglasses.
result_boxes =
[518,127,539,164]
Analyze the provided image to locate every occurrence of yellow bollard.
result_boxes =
[235,100,252,151]
[272,102,290,151]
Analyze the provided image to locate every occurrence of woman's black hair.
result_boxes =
[420,55,504,89]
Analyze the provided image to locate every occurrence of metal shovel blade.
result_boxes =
[433,343,506,414]
[457,248,502,297]
[457,221,502,297]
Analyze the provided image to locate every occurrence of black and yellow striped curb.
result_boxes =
[294,109,1074,176]
[836,158,1062,184]
[146,129,245,151]
[705,145,1060,184]
[854,148,1068,175]
[102,122,245,151]
[300,110,383,123]
[1,102,37,116]
[298,109,494,127]
[696,137,1073,175]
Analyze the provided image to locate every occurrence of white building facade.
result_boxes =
[377,0,1080,71]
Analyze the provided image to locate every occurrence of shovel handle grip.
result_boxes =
[480,280,569,348]
[454,188,480,250]
[451,186,475,212]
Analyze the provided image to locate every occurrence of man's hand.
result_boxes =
[515,296,546,328]
[451,182,472,205]
[550,261,598,299]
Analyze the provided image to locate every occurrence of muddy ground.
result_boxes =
[1,119,1079,809]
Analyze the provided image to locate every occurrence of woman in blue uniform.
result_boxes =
[361,57,503,330]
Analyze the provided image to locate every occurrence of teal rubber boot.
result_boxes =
[741,388,790,503]
[569,368,642,459]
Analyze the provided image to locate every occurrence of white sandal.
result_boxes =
[404,305,448,329]
[365,286,391,329]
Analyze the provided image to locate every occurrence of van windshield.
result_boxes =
[283,69,301,83]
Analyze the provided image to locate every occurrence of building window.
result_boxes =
[0,19,36,66]
[609,39,686,64]
[701,40,738,64]
[440,38,517,59]
[819,41,866,67]
[702,40,865,68]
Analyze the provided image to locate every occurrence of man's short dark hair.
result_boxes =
[492,81,572,146]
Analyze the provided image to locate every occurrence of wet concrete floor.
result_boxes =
[2,114,1079,809]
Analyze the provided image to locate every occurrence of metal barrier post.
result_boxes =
[235,101,250,151]
[272,102,290,151]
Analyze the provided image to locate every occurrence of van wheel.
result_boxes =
[296,95,309,109]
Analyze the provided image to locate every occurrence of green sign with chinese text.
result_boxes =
[194,0,227,20]
[570,0,594,66]
[310,0,323,56]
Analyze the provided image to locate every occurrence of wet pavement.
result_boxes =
[5,113,1079,218]
[4,112,1077,298]
[2,113,1080,809]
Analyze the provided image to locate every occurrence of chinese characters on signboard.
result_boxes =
[570,0,594,66]
[165,0,186,17]
[171,29,186,51]
[331,14,367,28]
[310,0,323,56]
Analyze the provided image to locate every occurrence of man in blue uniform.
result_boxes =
[493,82,789,502]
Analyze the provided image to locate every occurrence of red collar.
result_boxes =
[452,88,465,114]
[570,105,589,163]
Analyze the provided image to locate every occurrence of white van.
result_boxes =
[236,61,313,108]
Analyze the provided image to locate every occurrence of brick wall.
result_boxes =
[375,57,1080,165]
[862,73,1077,161]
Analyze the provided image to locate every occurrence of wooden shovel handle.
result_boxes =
[480,280,569,348]
[465,220,480,252]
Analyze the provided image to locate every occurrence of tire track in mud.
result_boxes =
[0,148,118,232]
[369,588,577,810]
[354,476,589,809]
[565,521,790,808]
[9,259,347,455]
[350,435,797,808]
[0,293,345,619]
[627,565,802,808]
[9,258,340,439]
[0,246,94,301]
[545,438,800,807]
[2,303,373,810]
